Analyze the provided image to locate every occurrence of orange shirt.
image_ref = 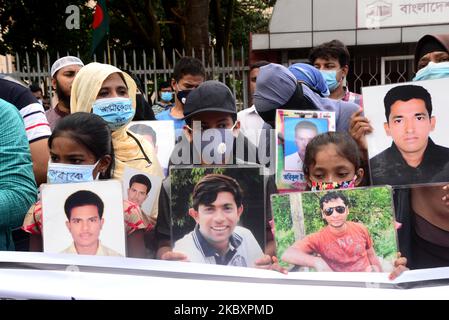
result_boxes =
[299,221,373,272]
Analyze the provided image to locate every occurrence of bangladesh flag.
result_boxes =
[91,0,110,55]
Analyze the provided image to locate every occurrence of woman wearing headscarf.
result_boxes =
[70,62,163,224]
[288,63,330,97]
[413,33,449,81]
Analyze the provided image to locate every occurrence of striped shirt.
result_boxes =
[0,98,37,250]
[0,76,51,142]
[342,86,363,108]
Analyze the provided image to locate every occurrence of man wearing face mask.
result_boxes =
[152,81,174,116]
[155,80,278,261]
[413,33,449,81]
[309,40,363,108]
[156,57,205,140]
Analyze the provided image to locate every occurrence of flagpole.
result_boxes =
[106,35,111,65]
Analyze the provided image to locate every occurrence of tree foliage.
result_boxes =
[0,0,273,67]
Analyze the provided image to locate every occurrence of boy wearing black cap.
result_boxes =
[154,80,278,261]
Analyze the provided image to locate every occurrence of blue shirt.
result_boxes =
[156,108,186,139]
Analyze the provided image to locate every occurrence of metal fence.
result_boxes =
[349,55,415,94]
[1,49,415,109]
[0,46,251,110]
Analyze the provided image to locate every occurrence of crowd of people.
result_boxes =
[1,33,449,280]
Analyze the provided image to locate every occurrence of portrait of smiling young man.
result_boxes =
[370,84,449,186]
[172,174,265,267]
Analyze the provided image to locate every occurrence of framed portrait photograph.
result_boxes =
[41,180,126,257]
[363,78,449,186]
[122,166,162,221]
[127,120,176,177]
[169,165,266,267]
[275,109,336,192]
[271,186,397,272]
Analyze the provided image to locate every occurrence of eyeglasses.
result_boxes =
[323,206,346,216]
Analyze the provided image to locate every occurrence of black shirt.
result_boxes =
[370,139,449,186]
[394,188,449,270]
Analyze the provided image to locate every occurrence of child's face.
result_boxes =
[321,197,349,229]
[50,136,103,178]
[190,191,243,252]
[308,144,360,184]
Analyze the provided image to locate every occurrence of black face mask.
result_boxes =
[176,89,192,105]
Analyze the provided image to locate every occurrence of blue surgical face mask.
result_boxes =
[320,70,341,92]
[47,160,100,184]
[161,91,173,102]
[92,97,135,131]
[413,61,449,81]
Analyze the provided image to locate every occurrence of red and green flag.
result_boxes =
[91,0,110,55]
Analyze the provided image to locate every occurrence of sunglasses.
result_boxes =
[323,206,346,216]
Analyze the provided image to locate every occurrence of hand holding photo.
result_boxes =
[275,109,336,191]
[42,180,126,257]
[170,165,266,267]
[363,78,449,186]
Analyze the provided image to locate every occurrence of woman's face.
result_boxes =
[50,135,107,178]
[96,73,129,99]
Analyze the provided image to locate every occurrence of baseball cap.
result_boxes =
[51,56,84,78]
[183,80,236,120]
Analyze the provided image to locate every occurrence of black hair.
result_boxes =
[319,191,349,209]
[250,60,270,71]
[173,57,206,82]
[129,124,157,145]
[192,174,243,211]
[29,83,42,93]
[129,174,152,194]
[383,84,432,121]
[49,113,115,179]
[160,81,172,89]
[64,190,104,220]
[309,40,350,68]
[303,132,361,176]
[295,120,318,134]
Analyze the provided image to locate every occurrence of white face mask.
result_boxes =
[47,160,100,184]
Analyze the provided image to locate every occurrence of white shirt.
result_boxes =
[284,152,304,171]
[174,225,264,267]
[61,241,123,257]
[237,105,270,147]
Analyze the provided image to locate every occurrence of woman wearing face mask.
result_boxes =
[71,62,162,179]
[413,33,449,81]
[70,62,163,225]
[22,113,151,257]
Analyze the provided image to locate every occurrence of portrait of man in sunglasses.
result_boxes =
[282,191,382,272]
